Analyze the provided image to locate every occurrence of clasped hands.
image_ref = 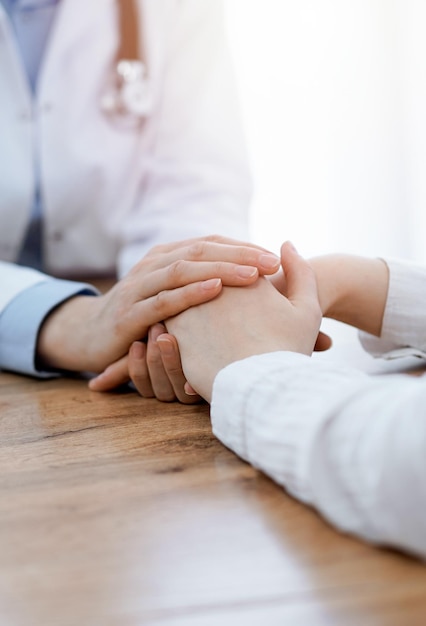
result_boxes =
[81,238,325,403]
[36,235,328,402]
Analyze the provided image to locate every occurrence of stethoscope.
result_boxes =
[101,0,153,124]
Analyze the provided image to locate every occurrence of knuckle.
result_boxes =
[152,289,169,315]
[146,348,162,369]
[149,243,165,256]
[129,365,154,397]
[129,364,149,385]
[213,260,226,274]
[157,390,176,403]
[167,259,186,283]
[132,372,149,387]
[205,233,222,243]
[187,242,207,260]
[139,388,155,399]
[166,363,182,377]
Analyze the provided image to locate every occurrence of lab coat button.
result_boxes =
[51,231,63,242]
[41,103,53,114]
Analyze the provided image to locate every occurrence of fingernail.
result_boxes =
[260,254,280,270]
[201,278,222,290]
[157,337,174,355]
[236,266,258,279]
[184,382,198,396]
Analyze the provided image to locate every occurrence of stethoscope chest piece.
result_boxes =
[101,60,153,119]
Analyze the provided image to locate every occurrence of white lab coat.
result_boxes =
[0,0,251,314]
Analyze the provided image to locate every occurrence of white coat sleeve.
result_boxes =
[118,0,252,275]
[211,352,426,560]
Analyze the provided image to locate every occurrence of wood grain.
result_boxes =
[1,370,426,626]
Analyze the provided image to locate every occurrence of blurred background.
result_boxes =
[225,0,426,262]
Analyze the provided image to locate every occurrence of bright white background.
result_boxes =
[225,0,426,262]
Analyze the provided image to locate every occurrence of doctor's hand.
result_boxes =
[36,235,280,375]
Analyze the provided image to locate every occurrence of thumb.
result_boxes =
[89,353,130,391]
[314,331,333,351]
[280,241,319,308]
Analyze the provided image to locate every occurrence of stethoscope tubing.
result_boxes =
[117,0,145,66]
[101,0,152,122]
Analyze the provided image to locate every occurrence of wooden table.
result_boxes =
[1,363,426,626]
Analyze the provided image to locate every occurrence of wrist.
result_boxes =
[309,254,347,318]
[310,254,389,335]
[36,295,99,372]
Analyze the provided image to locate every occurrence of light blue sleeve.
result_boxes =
[0,280,99,378]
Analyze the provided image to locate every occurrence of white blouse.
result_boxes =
[211,258,426,559]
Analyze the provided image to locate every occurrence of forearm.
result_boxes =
[310,255,389,336]
[212,353,426,559]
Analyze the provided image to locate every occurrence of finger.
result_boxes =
[120,278,224,340]
[280,241,319,308]
[89,355,130,391]
[156,334,203,404]
[146,234,274,256]
[184,382,198,396]
[140,260,260,300]
[169,242,280,275]
[314,331,333,351]
[146,325,176,402]
[125,341,156,398]
[268,268,287,295]
[136,241,280,279]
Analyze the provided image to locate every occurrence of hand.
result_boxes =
[165,241,322,402]
[90,241,328,401]
[89,325,203,403]
[37,235,280,374]
[271,252,389,337]
[270,247,390,338]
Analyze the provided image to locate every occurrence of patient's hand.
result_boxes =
[272,250,389,337]
[165,242,322,402]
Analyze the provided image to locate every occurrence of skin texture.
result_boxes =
[166,247,390,402]
[164,242,322,402]
[36,235,280,374]
[91,242,321,400]
[307,254,389,336]
[91,244,390,403]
